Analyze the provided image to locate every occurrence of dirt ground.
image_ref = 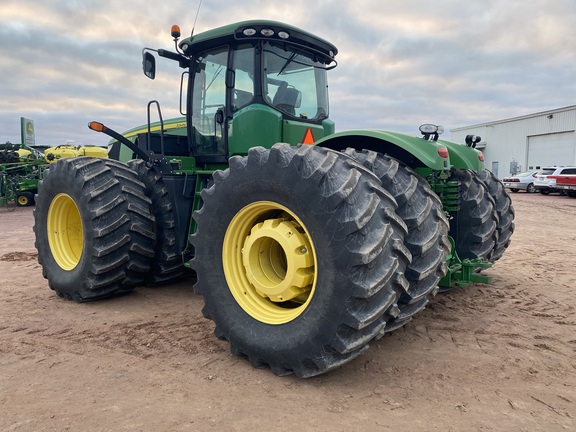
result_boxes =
[1,192,575,432]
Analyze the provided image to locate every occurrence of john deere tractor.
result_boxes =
[33,20,514,377]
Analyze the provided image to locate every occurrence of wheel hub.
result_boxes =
[242,218,313,302]
[222,201,317,324]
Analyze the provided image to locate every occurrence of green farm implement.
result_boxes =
[1,144,46,207]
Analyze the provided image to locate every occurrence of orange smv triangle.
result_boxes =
[302,128,315,145]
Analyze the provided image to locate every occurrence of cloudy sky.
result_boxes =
[1,0,575,146]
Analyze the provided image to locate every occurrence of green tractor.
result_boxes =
[33,20,514,377]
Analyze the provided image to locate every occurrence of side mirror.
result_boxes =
[143,52,156,80]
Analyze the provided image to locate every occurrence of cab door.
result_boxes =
[190,47,229,160]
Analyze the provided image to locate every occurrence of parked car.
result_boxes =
[534,166,576,195]
[502,171,539,193]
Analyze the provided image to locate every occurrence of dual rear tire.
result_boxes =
[192,147,511,377]
[448,169,514,263]
[34,157,156,301]
[448,169,498,261]
[343,149,450,331]
[475,169,515,262]
[127,160,186,284]
[192,144,412,377]
[34,157,188,301]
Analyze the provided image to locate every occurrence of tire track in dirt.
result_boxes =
[0,311,225,362]
[399,278,576,391]
[0,251,38,261]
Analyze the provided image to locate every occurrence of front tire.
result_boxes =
[526,183,535,193]
[192,144,411,377]
[34,157,156,301]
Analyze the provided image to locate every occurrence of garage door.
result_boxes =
[527,131,576,169]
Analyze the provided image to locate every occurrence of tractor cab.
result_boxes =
[143,20,337,163]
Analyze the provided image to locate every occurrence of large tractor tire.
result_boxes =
[192,144,411,377]
[34,157,156,302]
[127,159,186,284]
[343,149,450,331]
[448,169,498,261]
[475,169,515,262]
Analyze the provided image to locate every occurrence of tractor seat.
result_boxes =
[234,90,253,111]
[273,87,301,116]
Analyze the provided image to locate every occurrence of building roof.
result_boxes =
[451,104,576,132]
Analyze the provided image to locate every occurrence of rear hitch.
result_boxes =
[439,237,492,291]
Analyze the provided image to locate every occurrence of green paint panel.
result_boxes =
[282,120,327,145]
[228,105,282,156]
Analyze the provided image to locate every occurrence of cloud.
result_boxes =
[1,0,575,145]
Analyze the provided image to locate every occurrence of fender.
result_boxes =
[314,130,451,171]
[438,139,485,171]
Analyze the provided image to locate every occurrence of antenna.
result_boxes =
[191,0,204,36]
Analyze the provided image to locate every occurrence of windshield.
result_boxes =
[262,42,329,120]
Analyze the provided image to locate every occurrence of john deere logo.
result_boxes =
[26,121,34,136]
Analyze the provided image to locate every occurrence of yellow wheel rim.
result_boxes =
[17,195,29,206]
[223,201,317,325]
[47,193,83,270]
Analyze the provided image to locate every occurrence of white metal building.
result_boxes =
[450,105,576,178]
